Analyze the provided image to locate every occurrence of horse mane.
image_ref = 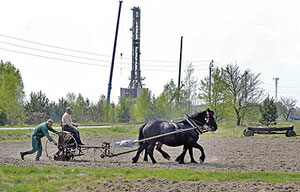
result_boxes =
[190,110,205,119]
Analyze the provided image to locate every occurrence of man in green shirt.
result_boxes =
[20,119,58,161]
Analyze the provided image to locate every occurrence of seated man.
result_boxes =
[61,107,84,145]
[20,119,58,161]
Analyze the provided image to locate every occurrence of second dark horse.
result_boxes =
[132,109,218,164]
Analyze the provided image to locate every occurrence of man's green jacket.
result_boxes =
[32,122,58,142]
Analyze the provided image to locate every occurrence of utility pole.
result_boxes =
[273,77,279,101]
[178,36,183,90]
[107,0,123,104]
[208,60,214,105]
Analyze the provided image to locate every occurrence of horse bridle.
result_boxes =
[186,112,213,133]
[187,112,211,126]
[204,111,210,126]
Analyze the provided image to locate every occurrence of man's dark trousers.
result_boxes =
[62,125,83,145]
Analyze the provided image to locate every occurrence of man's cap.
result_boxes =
[47,119,54,124]
[66,107,73,112]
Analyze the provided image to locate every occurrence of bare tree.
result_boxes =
[223,64,264,126]
[279,97,297,121]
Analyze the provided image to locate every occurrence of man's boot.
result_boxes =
[35,156,40,161]
[20,152,28,160]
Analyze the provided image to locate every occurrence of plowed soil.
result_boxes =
[1,136,300,191]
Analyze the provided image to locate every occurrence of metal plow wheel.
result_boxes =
[45,131,80,161]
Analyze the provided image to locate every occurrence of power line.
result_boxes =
[0,33,112,58]
[0,46,207,72]
[191,60,212,63]
[0,33,211,65]
[260,86,300,94]
[0,38,211,69]
[214,60,227,68]
[262,83,300,91]
[0,40,112,63]
[0,47,110,68]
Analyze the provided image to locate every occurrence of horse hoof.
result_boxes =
[132,157,138,163]
[152,161,157,164]
[163,155,170,160]
[164,154,171,160]
[191,160,197,163]
[199,159,204,164]
[179,161,185,164]
[175,157,181,162]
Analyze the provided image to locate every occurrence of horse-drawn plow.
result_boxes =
[45,123,213,162]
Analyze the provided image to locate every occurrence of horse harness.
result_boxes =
[169,113,211,135]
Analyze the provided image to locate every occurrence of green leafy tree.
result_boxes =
[153,79,190,119]
[66,92,76,106]
[162,79,184,118]
[133,89,153,122]
[24,91,50,124]
[223,64,263,126]
[97,95,116,123]
[164,79,178,103]
[73,93,87,122]
[153,92,172,120]
[0,60,25,125]
[259,96,278,126]
[291,107,300,119]
[117,96,134,122]
[181,63,198,114]
[0,110,6,126]
[199,67,230,121]
[49,97,69,123]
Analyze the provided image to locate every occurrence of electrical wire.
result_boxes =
[0,40,112,63]
[0,33,112,58]
[260,86,300,94]
[0,33,211,65]
[0,39,211,68]
[0,47,111,68]
[0,46,209,72]
[262,83,300,91]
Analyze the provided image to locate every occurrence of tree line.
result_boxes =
[0,60,298,126]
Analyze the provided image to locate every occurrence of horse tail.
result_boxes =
[138,123,147,146]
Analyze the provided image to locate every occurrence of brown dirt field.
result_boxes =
[90,179,300,192]
[1,136,300,172]
[1,136,300,191]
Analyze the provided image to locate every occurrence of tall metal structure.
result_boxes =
[178,36,183,90]
[209,60,214,105]
[107,0,123,103]
[120,6,145,99]
[273,77,279,101]
[129,7,143,89]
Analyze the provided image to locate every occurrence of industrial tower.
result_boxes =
[120,7,145,98]
[129,7,143,89]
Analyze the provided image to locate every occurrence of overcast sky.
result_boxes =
[0,0,299,105]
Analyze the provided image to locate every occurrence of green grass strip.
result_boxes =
[0,125,140,142]
[0,165,300,191]
[0,121,300,142]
